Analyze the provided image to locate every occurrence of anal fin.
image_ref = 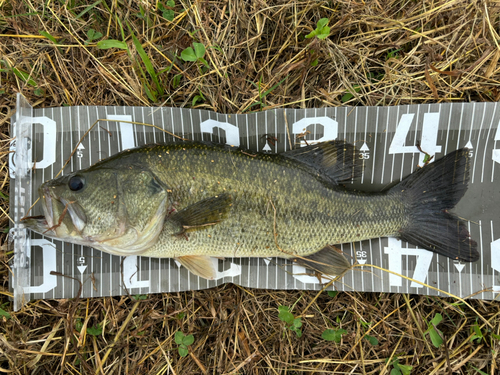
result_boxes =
[176,255,217,280]
[295,245,351,276]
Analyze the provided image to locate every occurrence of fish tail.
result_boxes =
[390,149,479,262]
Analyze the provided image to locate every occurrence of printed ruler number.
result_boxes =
[123,256,150,290]
[25,239,58,294]
[357,249,367,265]
[106,115,153,291]
[387,113,441,286]
[384,238,433,289]
[107,114,135,150]
[9,116,57,178]
[492,238,500,292]
[360,142,370,160]
[293,117,338,146]
[201,119,240,147]
[389,113,441,166]
[493,123,500,164]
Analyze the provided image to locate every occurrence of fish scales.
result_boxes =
[136,143,406,258]
[23,140,479,279]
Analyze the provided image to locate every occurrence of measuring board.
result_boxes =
[9,94,500,310]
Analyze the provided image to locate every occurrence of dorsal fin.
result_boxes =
[283,141,362,185]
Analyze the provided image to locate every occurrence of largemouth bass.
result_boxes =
[22,141,478,279]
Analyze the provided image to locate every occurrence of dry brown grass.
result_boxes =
[1,0,500,373]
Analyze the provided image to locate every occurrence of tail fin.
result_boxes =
[390,149,478,262]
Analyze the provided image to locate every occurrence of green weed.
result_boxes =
[174,331,194,357]
[244,75,288,112]
[364,334,379,346]
[1,60,38,89]
[469,319,500,346]
[0,302,11,321]
[14,67,37,87]
[305,18,330,40]
[39,30,58,44]
[75,319,103,336]
[387,356,413,375]
[158,0,176,21]
[135,4,153,28]
[360,320,379,346]
[322,328,347,343]
[181,42,209,68]
[85,28,103,44]
[471,365,488,375]
[96,39,128,50]
[387,48,402,60]
[75,0,103,20]
[0,191,9,201]
[278,306,302,338]
[128,25,164,101]
[192,90,205,107]
[425,313,444,348]
[87,324,102,336]
[172,73,183,88]
[341,85,361,103]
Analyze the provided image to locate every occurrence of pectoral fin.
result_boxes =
[176,255,218,280]
[172,193,232,232]
[295,245,351,276]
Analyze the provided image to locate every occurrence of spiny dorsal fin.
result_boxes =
[283,141,362,185]
[176,255,217,279]
[172,193,232,231]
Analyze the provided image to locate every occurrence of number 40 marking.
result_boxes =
[389,112,442,166]
[384,238,434,288]
[493,123,500,165]
[385,113,441,287]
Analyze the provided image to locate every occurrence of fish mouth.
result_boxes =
[22,185,87,237]
[20,186,55,235]
[41,186,55,229]
[20,215,50,233]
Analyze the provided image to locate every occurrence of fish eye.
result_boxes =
[68,175,85,191]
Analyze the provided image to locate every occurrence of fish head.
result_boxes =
[23,165,169,255]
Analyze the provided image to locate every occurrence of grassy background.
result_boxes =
[1,0,500,373]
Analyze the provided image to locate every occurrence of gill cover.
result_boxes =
[31,164,169,256]
[95,167,169,255]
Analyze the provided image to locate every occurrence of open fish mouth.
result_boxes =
[20,215,50,233]
[22,185,87,237]
[20,186,56,235]
[41,186,55,229]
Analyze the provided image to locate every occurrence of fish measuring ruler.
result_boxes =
[9,95,500,310]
